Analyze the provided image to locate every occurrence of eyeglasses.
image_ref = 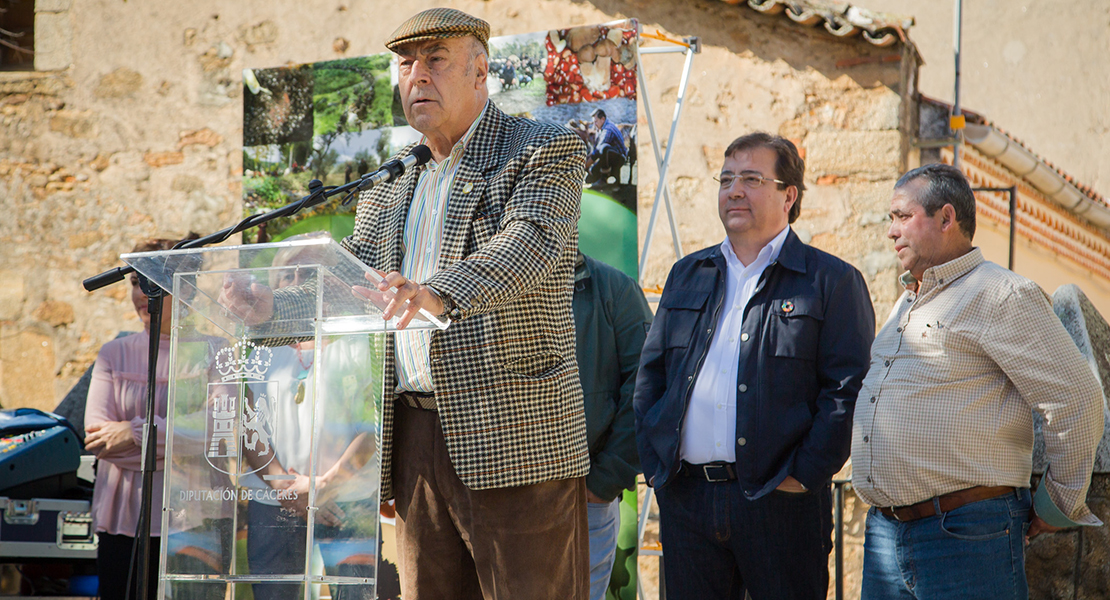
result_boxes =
[713,173,786,190]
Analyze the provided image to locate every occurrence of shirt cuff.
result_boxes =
[1035,472,1104,528]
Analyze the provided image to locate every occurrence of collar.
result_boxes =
[900,247,984,295]
[774,227,808,274]
[720,225,790,272]
[574,251,591,283]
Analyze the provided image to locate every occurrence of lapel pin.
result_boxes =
[462,182,474,194]
[781,300,794,313]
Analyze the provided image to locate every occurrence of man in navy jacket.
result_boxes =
[634,133,874,599]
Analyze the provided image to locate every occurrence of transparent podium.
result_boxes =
[122,236,447,600]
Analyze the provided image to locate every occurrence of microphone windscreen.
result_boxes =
[411,145,432,166]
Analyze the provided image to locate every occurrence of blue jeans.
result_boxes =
[861,488,1031,600]
[587,498,621,600]
[656,475,832,600]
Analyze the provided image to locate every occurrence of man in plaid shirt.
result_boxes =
[852,163,1104,599]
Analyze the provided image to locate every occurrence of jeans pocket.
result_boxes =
[938,500,1012,541]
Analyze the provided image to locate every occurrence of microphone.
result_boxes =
[357,145,433,191]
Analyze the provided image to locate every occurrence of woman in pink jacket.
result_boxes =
[84,236,193,600]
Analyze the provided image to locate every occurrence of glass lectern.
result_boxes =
[122,237,446,600]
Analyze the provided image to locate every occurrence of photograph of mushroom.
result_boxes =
[544,20,638,106]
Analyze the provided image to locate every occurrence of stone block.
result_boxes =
[32,300,74,327]
[228,150,243,177]
[178,128,223,148]
[803,131,903,179]
[68,232,99,249]
[795,184,850,238]
[861,250,899,279]
[1035,285,1110,472]
[33,12,72,71]
[49,110,97,139]
[34,0,71,12]
[0,328,57,412]
[90,154,110,171]
[144,151,185,168]
[157,190,224,234]
[1026,529,1078,599]
[848,90,901,131]
[0,271,24,320]
[1078,495,1110,599]
[171,174,204,193]
[238,20,279,50]
[93,68,143,99]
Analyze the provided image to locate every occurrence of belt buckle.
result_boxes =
[702,464,730,482]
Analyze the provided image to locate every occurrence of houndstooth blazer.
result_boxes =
[340,103,591,497]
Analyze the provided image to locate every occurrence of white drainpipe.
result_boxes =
[963,123,1110,230]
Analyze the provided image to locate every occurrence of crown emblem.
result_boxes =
[215,339,273,381]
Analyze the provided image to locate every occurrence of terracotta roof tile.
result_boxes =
[722,0,914,47]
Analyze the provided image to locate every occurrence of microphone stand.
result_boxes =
[128,273,163,600]
[82,153,422,600]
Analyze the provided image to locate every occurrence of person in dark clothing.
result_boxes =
[634,133,875,600]
[585,108,627,185]
[572,252,652,600]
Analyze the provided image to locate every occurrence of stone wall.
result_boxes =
[0,4,913,591]
[0,0,914,416]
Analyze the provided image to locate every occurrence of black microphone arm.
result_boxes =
[358,144,433,191]
[83,144,433,292]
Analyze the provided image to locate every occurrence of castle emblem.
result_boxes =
[205,339,278,476]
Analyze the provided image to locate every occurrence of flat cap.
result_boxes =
[385,8,490,53]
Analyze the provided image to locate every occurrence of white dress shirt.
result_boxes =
[680,226,790,464]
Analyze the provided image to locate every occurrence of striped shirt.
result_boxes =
[851,248,1103,525]
[395,101,489,392]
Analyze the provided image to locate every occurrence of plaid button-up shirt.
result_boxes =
[852,248,1103,524]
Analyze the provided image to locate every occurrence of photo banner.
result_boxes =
[241,20,642,600]
[242,19,640,279]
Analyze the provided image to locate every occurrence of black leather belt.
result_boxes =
[680,461,737,482]
[398,391,437,411]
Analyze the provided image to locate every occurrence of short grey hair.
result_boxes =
[895,163,977,240]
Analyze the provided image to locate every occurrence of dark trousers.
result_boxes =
[97,533,160,600]
[586,147,626,184]
[392,400,589,600]
[656,475,832,600]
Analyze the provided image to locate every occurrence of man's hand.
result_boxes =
[775,475,807,494]
[359,271,444,329]
[218,273,274,326]
[85,421,137,458]
[271,469,344,526]
[1027,509,1064,542]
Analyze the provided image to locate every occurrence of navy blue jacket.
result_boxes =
[634,230,875,497]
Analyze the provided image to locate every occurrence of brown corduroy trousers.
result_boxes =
[392,400,589,600]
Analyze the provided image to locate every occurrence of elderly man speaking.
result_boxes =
[222,8,591,599]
